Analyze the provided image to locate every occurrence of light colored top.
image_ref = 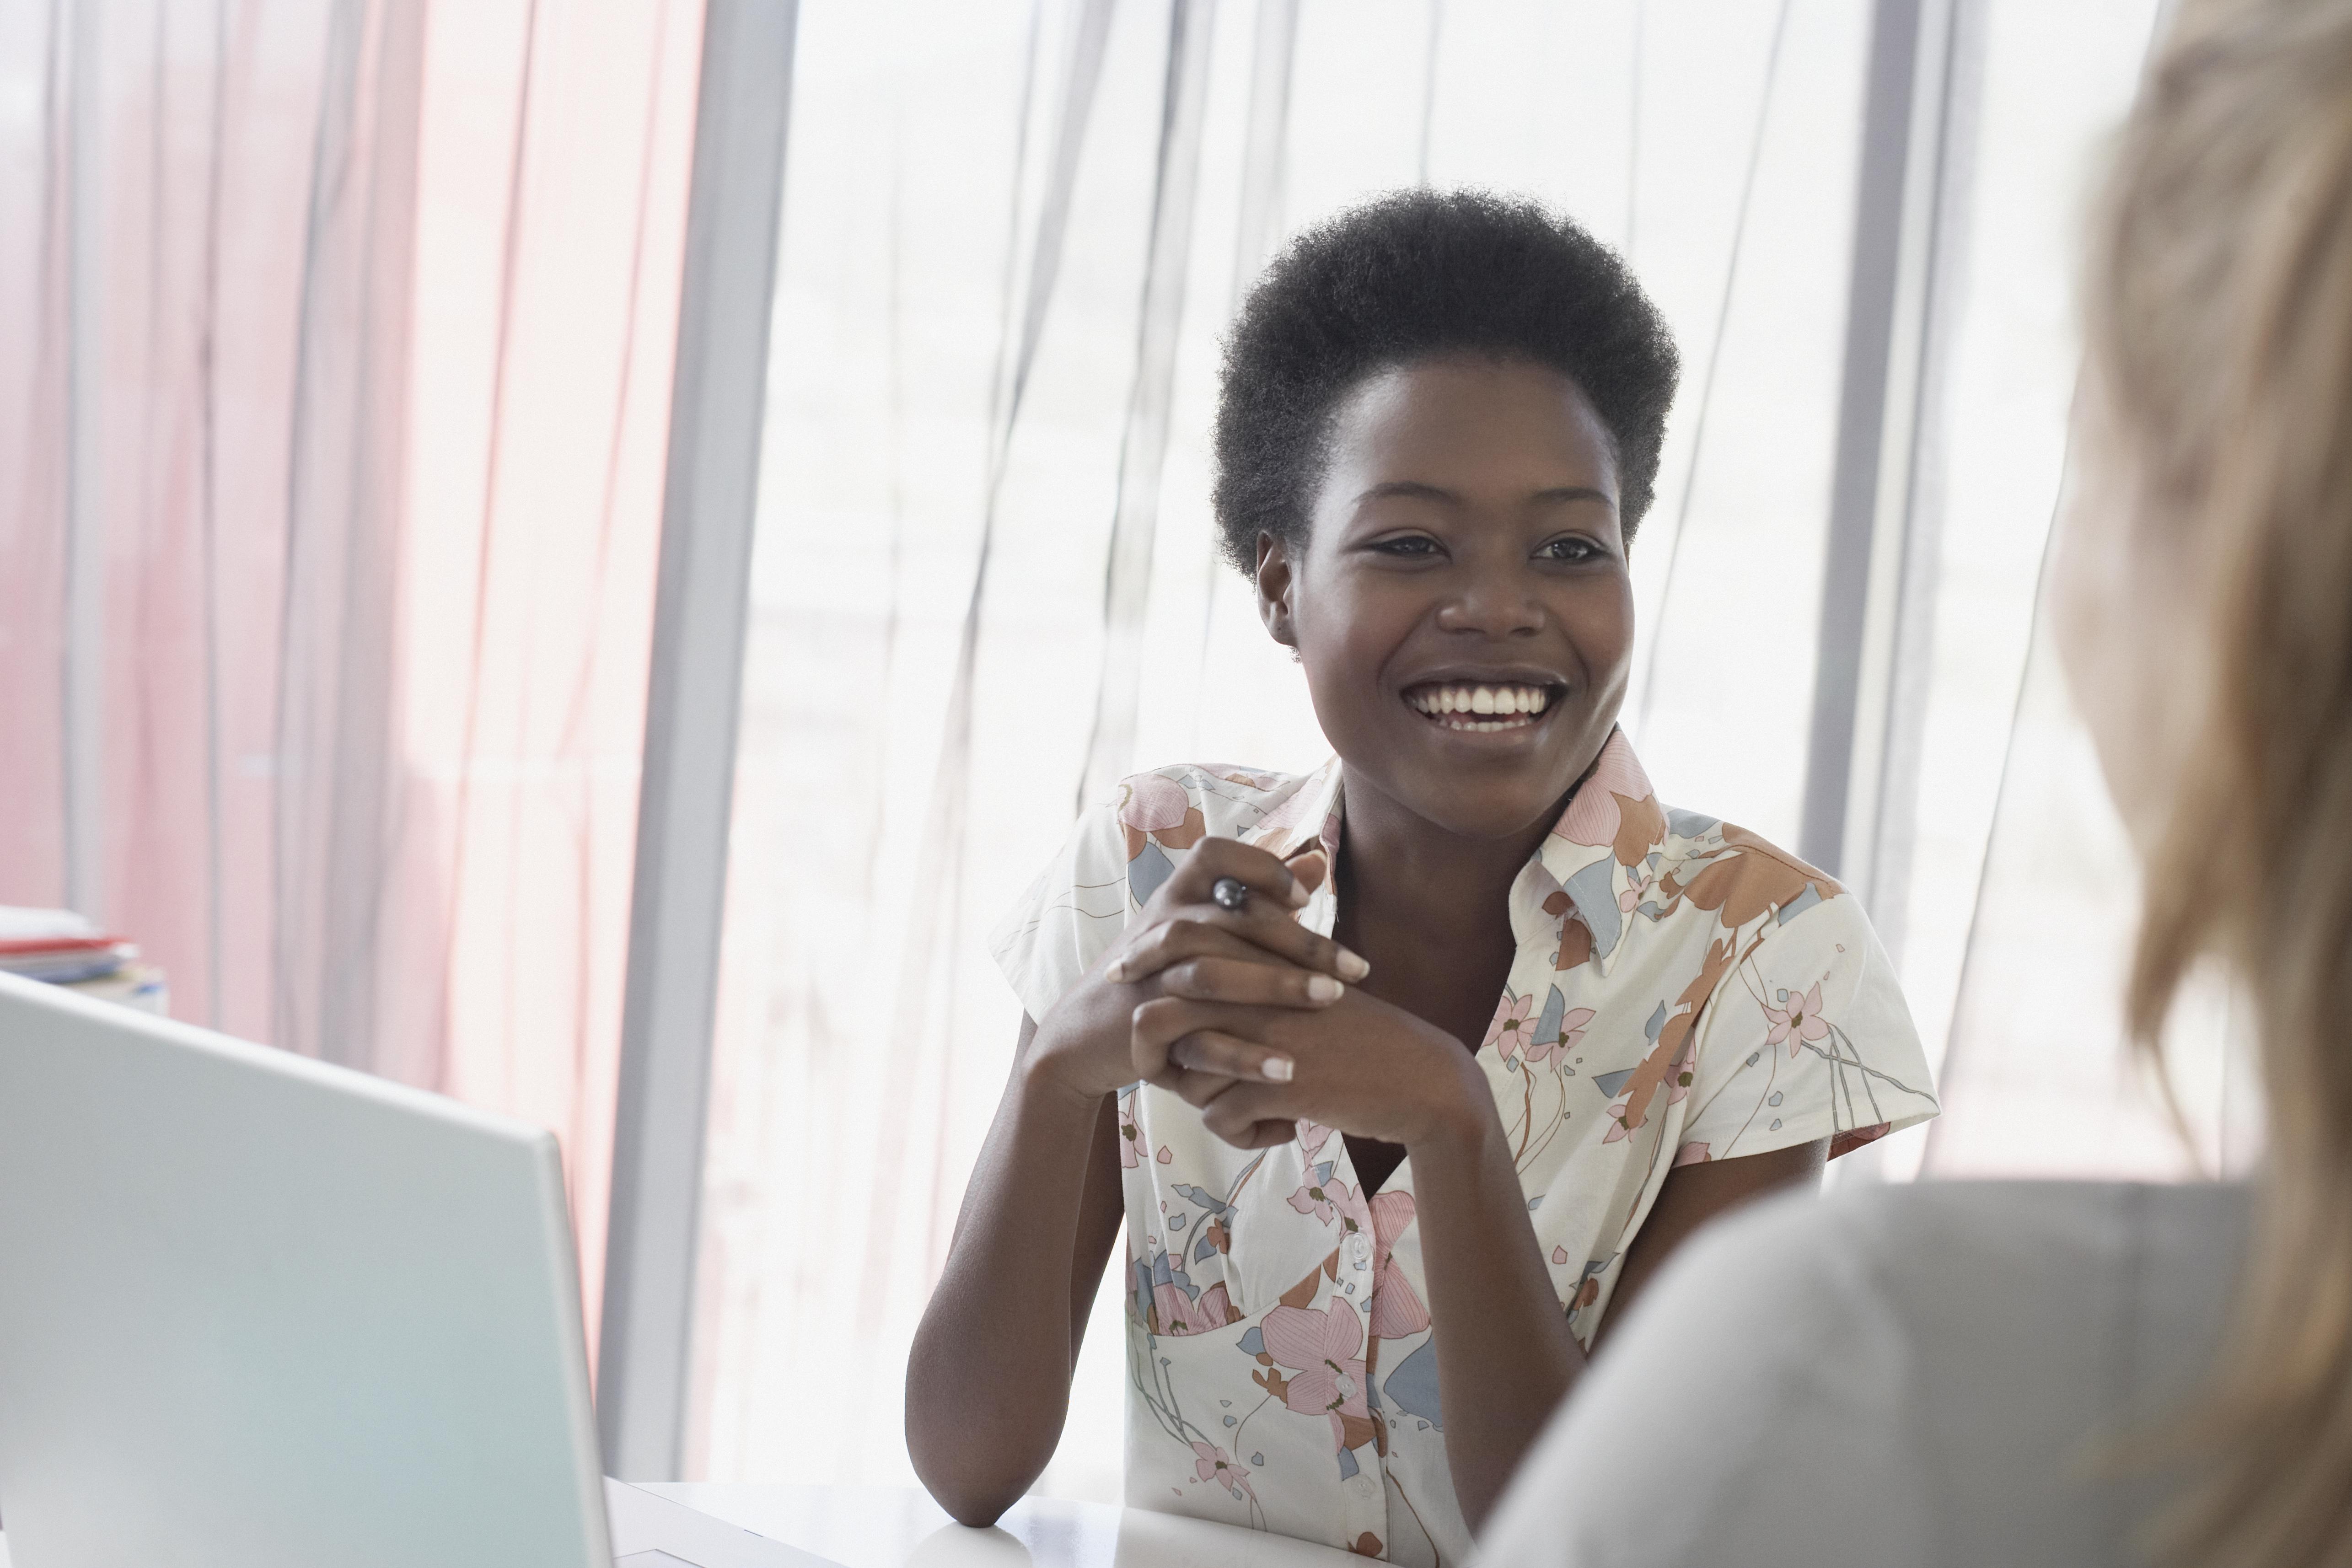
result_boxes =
[1482,1179,2250,1568]
[989,731,1938,1566]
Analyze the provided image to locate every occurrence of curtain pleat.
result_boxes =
[1076,0,1218,812]
[0,1,73,913]
[1230,0,1297,298]
[1630,0,1792,737]
[60,0,104,922]
[274,0,426,1076]
[1185,0,1297,682]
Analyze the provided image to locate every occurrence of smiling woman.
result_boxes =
[905,192,1938,1565]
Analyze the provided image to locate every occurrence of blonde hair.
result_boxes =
[2094,1,2352,1563]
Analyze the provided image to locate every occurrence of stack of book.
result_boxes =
[0,907,168,1015]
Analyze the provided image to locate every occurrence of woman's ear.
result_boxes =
[1256,532,1298,648]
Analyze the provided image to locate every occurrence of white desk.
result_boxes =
[0,1485,1361,1568]
[637,1484,1363,1568]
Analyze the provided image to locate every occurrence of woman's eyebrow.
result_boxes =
[1528,485,1615,507]
[1351,481,1614,507]
[1353,480,1460,506]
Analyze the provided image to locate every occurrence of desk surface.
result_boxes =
[0,1484,1361,1568]
[640,1483,1363,1568]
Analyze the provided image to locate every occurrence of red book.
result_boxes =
[0,935,129,956]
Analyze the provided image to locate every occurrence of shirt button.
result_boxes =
[1347,1232,1373,1271]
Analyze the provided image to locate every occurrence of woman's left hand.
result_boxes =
[1129,986,1489,1151]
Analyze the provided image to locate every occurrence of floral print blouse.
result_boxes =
[988,731,1938,1565]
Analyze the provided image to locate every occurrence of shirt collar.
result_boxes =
[1238,758,1348,937]
[1531,729,1663,970]
[1238,730,1664,966]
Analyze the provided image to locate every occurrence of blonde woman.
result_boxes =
[1482,1,2352,1563]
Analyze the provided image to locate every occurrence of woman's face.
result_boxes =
[1255,355,1634,842]
[2050,389,2212,855]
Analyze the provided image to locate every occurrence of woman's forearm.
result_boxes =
[1407,1088,1587,1533]
[906,1038,1122,1524]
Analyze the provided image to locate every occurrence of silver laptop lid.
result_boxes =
[0,972,614,1568]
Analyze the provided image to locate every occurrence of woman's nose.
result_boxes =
[1434,566,1545,638]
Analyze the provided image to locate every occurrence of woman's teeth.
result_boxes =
[1406,682,1553,731]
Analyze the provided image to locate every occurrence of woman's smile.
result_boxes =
[1401,674,1565,734]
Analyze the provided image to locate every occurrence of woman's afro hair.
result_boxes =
[1211,188,1679,574]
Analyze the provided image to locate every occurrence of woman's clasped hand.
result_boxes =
[1070,835,1489,1154]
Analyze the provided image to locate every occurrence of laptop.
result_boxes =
[0,972,831,1568]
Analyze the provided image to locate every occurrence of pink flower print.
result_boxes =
[1119,772,1192,834]
[1550,732,1658,848]
[1295,1120,1334,1160]
[1666,1038,1697,1105]
[1483,988,1538,1062]
[1287,1165,1360,1227]
[1156,1145,1173,1164]
[1618,869,1662,914]
[1598,1027,1700,1147]
[1521,1006,1595,1069]
[1155,1281,1236,1337]
[1673,1141,1712,1167]
[1365,1191,1429,1340]
[1766,983,1831,1057]
[1261,1300,1369,1450]
[1243,763,1328,850]
[1191,1440,1256,1500]
[1117,772,1205,860]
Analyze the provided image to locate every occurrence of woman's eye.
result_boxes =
[1371,535,1440,557]
[1537,537,1602,563]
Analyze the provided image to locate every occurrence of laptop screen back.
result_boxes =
[0,973,612,1568]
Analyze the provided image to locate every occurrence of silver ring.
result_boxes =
[1211,876,1250,913]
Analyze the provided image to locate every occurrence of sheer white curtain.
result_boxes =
[691,0,1881,1497]
[1853,0,2260,1182]
[1905,0,2261,1181]
[0,0,704,1345]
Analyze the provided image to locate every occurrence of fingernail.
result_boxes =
[1106,957,1127,983]
[1307,975,1343,1003]
[1337,948,1370,981]
[1262,1056,1295,1083]
[1286,878,1311,908]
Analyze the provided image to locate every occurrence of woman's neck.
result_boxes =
[1332,768,1568,961]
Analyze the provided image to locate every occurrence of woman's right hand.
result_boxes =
[1023,837,1369,1104]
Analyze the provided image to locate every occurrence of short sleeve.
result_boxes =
[1675,894,1938,1165]
[986,796,1135,1024]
